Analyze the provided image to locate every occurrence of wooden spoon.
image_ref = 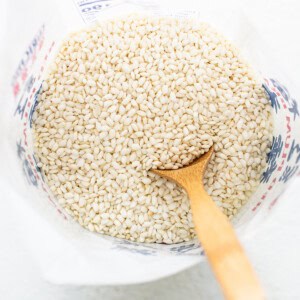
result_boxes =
[152,147,264,300]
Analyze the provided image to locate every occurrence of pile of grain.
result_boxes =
[33,15,273,243]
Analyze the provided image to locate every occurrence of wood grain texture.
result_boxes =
[152,148,264,300]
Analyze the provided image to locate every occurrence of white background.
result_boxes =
[1,0,300,299]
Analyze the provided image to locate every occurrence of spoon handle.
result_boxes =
[188,184,264,300]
